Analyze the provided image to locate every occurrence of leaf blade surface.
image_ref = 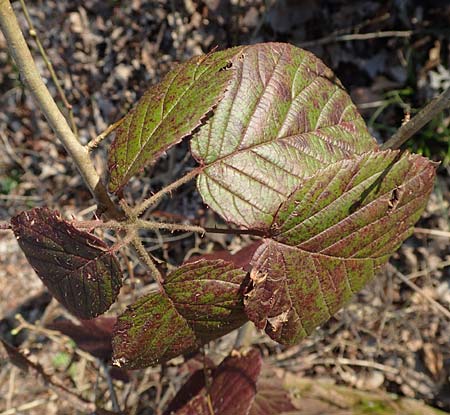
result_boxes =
[245,151,436,344]
[191,43,377,228]
[11,208,122,319]
[108,47,243,191]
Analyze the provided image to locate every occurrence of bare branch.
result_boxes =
[0,0,120,219]
[18,0,78,137]
[382,86,450,150]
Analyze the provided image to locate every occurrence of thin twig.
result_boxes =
[0,396,58,415]
[0,0,120,219]
[18,0,78,137]
[382,86,450,150]
[310,357,399,375]
[132,167,201,218]
[298,30,413,48]
[87,117,125,151]
[388,263,450,319]
[414,227,450,238]
[99,360,121,413]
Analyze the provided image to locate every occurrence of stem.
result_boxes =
[99,360,121,413]
[136,219,205,234]
[132,167,201,217]
[203,226,265,237]
[382,86,450,150]
[0,0,120,219]
[86,116,125,151]
[131,236,164,287]
[18,0,78,138]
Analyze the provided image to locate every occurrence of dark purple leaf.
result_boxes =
[191,42,377,229]
[245,151,436,344]
[249,366,296,415]
[47,317,116,360]
[108,47,244,192]
[170,349,262,415]
[112,259,248,369]
[11,208,122,319]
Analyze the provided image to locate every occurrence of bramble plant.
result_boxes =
[1,0,449,413]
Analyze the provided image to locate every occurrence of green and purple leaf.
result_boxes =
[112,291,199,369]
[191,42,377,229]
[244,151,436,344]
[10,208,122,319]
[112,259,248,369]
[108,47,244,192]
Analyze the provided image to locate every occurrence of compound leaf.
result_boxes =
[108,47,243,192]
[112,259,248,369]
[191,42,377,229]
[11,208,122,319]
[245,151,436,344]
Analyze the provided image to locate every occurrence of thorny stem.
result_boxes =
[0,0,120,219]
[132,167,202,218]
[86,116,125,151]
[74,218,264,238]
[18,0,79,138]
[382,86,450,150]
[135,219,205,234]
[131,236,164,287]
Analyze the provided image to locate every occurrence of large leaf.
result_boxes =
[191,42,377,229]
[11,208,122,319]
[245,150,436,344]
[108,47,244,192]
[112,259,248,369]
[169,348,262,415]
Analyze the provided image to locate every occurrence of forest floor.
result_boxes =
[0,0,449,414]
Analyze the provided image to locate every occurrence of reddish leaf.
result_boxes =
[191,42,377,229]
[112,259,248,369]
[47,317,116,360]
[108,47,244,192]
[249,367,296,415]
[11,208,122,319]
[170,349,262,415]
[245,151,436,344]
